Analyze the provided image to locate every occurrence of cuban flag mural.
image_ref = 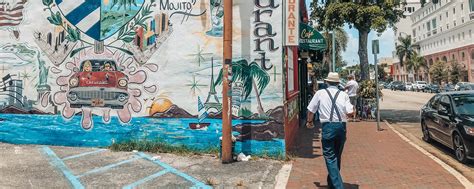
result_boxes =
[55,0,144,41]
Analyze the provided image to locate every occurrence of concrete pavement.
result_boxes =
[0,143,283,188]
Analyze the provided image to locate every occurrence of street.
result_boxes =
[381,89,474,182]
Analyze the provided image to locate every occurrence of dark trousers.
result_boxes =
[322,122,347,189]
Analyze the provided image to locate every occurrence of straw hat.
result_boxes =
[324,72,340,83]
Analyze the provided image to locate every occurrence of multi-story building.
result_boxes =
[393,0,474,83]
[378,57,394,78]
[392,0,422,82]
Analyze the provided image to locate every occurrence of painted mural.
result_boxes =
[0,0,285,156]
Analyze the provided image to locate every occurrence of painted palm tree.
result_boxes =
[395,35,414,67]
[215,59,270,115]
[406,52,426,81]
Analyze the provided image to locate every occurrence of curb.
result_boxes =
[383,120,474,188]
[273,163,292,189]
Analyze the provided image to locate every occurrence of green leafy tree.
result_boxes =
[449,61,466,84]
[395,35,415,67]
[406,52,426,81]
[420,0,426,7]
[429,61,448,85]
[310,0,404,81]
[321,27,349,72]
[215,59,270,115]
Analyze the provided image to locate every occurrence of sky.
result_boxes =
[304,0,396,66]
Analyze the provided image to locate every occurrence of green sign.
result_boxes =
[299,23,327,51]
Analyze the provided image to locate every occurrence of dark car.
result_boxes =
[391,81,405,91]
[420,92,474,163]
[458,83,474,91]
[443,84,455,92]
[425,84,440,93]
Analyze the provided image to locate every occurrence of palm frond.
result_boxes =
[249,62,270,95]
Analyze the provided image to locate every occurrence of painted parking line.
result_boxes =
[62,149,108,161]
[77,156,142,178]
[122,170,170,189]
[41,146,84,189]
[136,152,211,189]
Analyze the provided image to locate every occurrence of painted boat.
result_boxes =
[189,97,210,130]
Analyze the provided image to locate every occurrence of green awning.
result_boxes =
[299,23,327,51]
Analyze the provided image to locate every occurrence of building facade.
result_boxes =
[393,0,474,83]
[0,0,305,158]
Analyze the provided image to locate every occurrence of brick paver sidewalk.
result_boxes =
[287,121,465,189]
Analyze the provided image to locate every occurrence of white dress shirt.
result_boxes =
[307,86,354,123]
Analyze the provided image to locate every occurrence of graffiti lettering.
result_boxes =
[159,0,206,19]
[253,0,279,71]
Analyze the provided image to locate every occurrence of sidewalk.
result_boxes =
[287,121,465,188]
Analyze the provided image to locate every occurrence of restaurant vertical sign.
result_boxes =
[284,0,299,46]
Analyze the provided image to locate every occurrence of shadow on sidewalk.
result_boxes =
[381,109,421,123]
[290,121,323,159]
[314,182,359,189]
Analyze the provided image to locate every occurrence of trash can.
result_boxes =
[219,136,236,160]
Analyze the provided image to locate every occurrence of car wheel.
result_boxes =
[453,133,469,163]
[421,121,432,143]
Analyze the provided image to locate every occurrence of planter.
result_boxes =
[358,98,377,120]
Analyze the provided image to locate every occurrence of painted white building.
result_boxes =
[393,0,474,83]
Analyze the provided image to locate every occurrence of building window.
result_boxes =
[440,14,442,21]
[462,17,465,23]
[453,7,455,14]
[463,32,465,39]
[461,3,464,10]
[446,11,448,18]
[454,20,456,27]
[470,0,474,12]
[462,52,465,61]
[447,23,449,29]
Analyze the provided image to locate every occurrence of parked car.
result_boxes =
[424,84,440,93]
[420,91,474,163]
[391,81,405,91]
[455,82,469,91]
[405,82,414,91]
[458,83,474,91]
[414,81,427,91]
[68,59,129,109]
[443,84,455,92]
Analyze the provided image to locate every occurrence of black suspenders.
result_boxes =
[325,89,342,122]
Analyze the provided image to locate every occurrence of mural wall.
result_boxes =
[0,0,285,156]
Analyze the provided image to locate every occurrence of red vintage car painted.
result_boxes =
[67,59,129,109]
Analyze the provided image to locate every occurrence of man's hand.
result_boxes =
[306,121,314,129]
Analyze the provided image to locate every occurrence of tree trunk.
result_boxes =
[358,29,369,80]
[252,79,265,115]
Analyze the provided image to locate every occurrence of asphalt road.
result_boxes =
[380,89,474,182]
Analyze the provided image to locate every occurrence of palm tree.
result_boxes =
[406,52,426,81]
[395,35,414,67]
[215,59,270,115]
[322,27,348,72]
[111,0,138,10]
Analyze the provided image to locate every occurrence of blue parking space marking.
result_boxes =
[77,156,142,178]
[122,170,170,189]
[40,146,211,188]
[62,149,108,161]
[41,146,85,189]
[135,152,212,189]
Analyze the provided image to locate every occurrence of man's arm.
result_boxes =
[344,94,354,117]
[306,92,320,128]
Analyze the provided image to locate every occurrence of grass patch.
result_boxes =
[109,139,219,156]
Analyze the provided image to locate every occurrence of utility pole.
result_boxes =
[372,39,381,131]
[221,0,233,163]
[332,31,336,72]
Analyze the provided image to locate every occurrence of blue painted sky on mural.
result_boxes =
[304,0,396,66]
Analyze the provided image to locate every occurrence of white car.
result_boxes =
[414,81,427,91]
[405,82,413,91]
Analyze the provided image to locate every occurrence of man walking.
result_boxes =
[345,74,359,121]
[306,72,354,189]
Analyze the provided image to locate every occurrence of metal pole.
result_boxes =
[374,53,381,131]
[332,31,336,72]
[221,0,233,163]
